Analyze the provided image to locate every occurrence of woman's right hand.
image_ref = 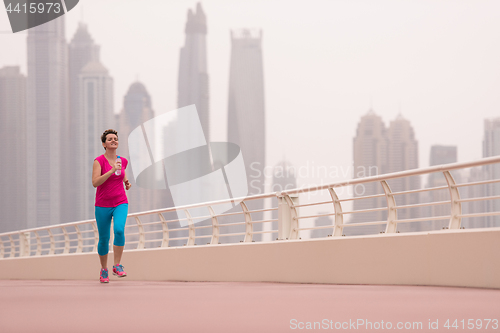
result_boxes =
[112,159,121,173]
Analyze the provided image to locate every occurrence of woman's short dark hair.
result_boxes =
[101,129,118,150]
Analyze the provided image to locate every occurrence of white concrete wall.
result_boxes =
[1,228,499,289]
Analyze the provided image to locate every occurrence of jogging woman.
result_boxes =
[92,129,132,283]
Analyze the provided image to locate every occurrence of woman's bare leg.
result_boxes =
[99,254,108,269]
[113,245,124,266]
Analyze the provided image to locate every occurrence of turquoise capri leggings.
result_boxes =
[95,204,128,256]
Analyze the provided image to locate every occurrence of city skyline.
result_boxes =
[1,1,500,233]
[1,0,499,186]
[1,4,499,322]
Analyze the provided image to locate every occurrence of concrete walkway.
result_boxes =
[0,280,499,332]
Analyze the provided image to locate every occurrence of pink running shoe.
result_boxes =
[113,264,127,277]
[100,268,109,283]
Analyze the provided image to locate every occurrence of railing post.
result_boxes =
[19,232,30,257]
[135,216,145,249]
[207,206,219,245]
[240,202,253,243]
[279,194,299,240]
[184,210,196,246]
[34,231,41,256]
[444,171,462,229]
[0,237,4,258]
[62,227,70,254]
[47,230,55,255]
[328,187,344,237]
[75,225,83,253]
[8,235,15,258]
[158,213,170,248]
[381,180,398,233]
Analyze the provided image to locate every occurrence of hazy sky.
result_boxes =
[1,0,499,194]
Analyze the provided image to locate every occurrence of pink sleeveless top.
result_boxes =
[94,155,129,207]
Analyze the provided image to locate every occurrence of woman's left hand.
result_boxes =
[124,180,131,190]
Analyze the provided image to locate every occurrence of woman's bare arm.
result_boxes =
[123,171,131,190]
[92,160,116,188]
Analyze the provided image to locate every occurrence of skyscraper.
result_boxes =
[118,81,155,214]
[386,114,420,229]
[69,23,100,122]
[27,17,68,228]
[351,110,388,230]
[0,66,27,233]
[482,118,500,227]
[351,111,420,234]
[174,4,211,241]
[227,29,266,241]
[68,22,108,222]
[178,2,209,141]
[78,61,114,219]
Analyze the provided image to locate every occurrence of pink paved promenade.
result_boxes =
[0,280,499,333]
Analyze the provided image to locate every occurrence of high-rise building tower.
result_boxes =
[68,23,108,222]
[351,111,420,233]
[78,61,114,219]
[118,81,155,214]
[386,114,420,230]
[69,23,100,123]
[351,110,388,230]
[0,66,27,233]
[27,17,69,228]
[482,118,500,227]
[227,29,266,241]
[172,3,211,244]
[178,2,209,141]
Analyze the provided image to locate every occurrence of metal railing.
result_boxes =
[2,156,500,259]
